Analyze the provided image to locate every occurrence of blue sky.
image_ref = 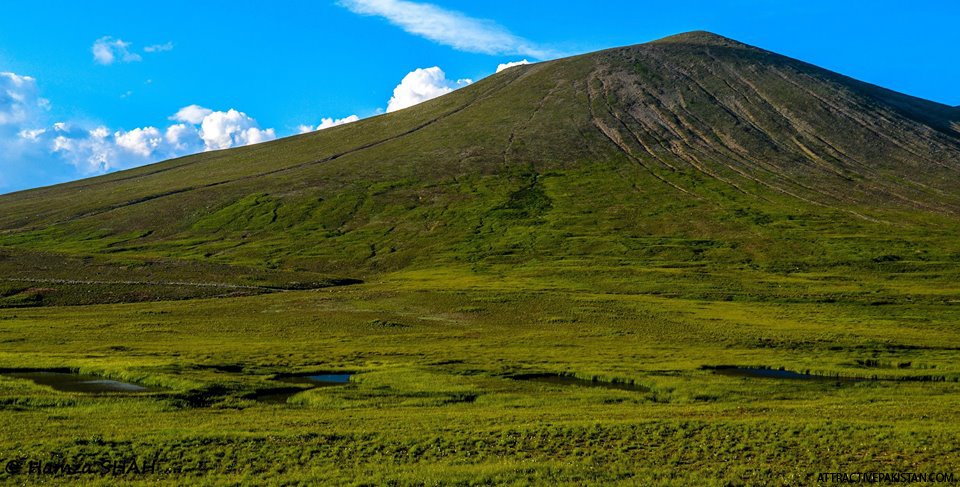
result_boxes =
[1,1,958,193]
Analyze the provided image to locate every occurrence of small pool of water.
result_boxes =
[273,373,353,386]
[510,374,649,392]
[248,372,354,403]
[1,370,153,393]
[710,367,863,382]
[246,387,309,404]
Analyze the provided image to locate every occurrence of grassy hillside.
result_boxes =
[0,32,958,305]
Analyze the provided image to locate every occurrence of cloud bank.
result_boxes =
[38,108,276,175]
[3,73,277,179]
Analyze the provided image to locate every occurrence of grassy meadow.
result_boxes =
[1,266,959,485]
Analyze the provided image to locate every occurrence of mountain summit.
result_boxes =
[1,31,959,288]
[651,30,758,48]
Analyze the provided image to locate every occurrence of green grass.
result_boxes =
[1,276,960,484]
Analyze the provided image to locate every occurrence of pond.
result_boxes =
[709,366,864,382]
[1,369,154,393]
[246,387,311,404]
[273,373,353,386]
[510,373,649,392]
[248,372,354,404]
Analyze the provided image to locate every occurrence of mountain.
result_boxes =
[2,31,959,306]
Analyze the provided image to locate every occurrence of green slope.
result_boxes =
[1,31,959,305]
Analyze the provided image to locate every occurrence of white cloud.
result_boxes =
[114,126,163,157]
[318,115,360,130]
[51,126,117,174]
[386,66,471,112]
[144,42,174,53]
[299,115,361,133]
[198,108,276,150]
[92,37,142,65]
[169,104,213,124]
[165,123,202,152]
[18,128,46,141]
[496,59,530,73]
[339,0,550,58]
[1,72,45,126]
